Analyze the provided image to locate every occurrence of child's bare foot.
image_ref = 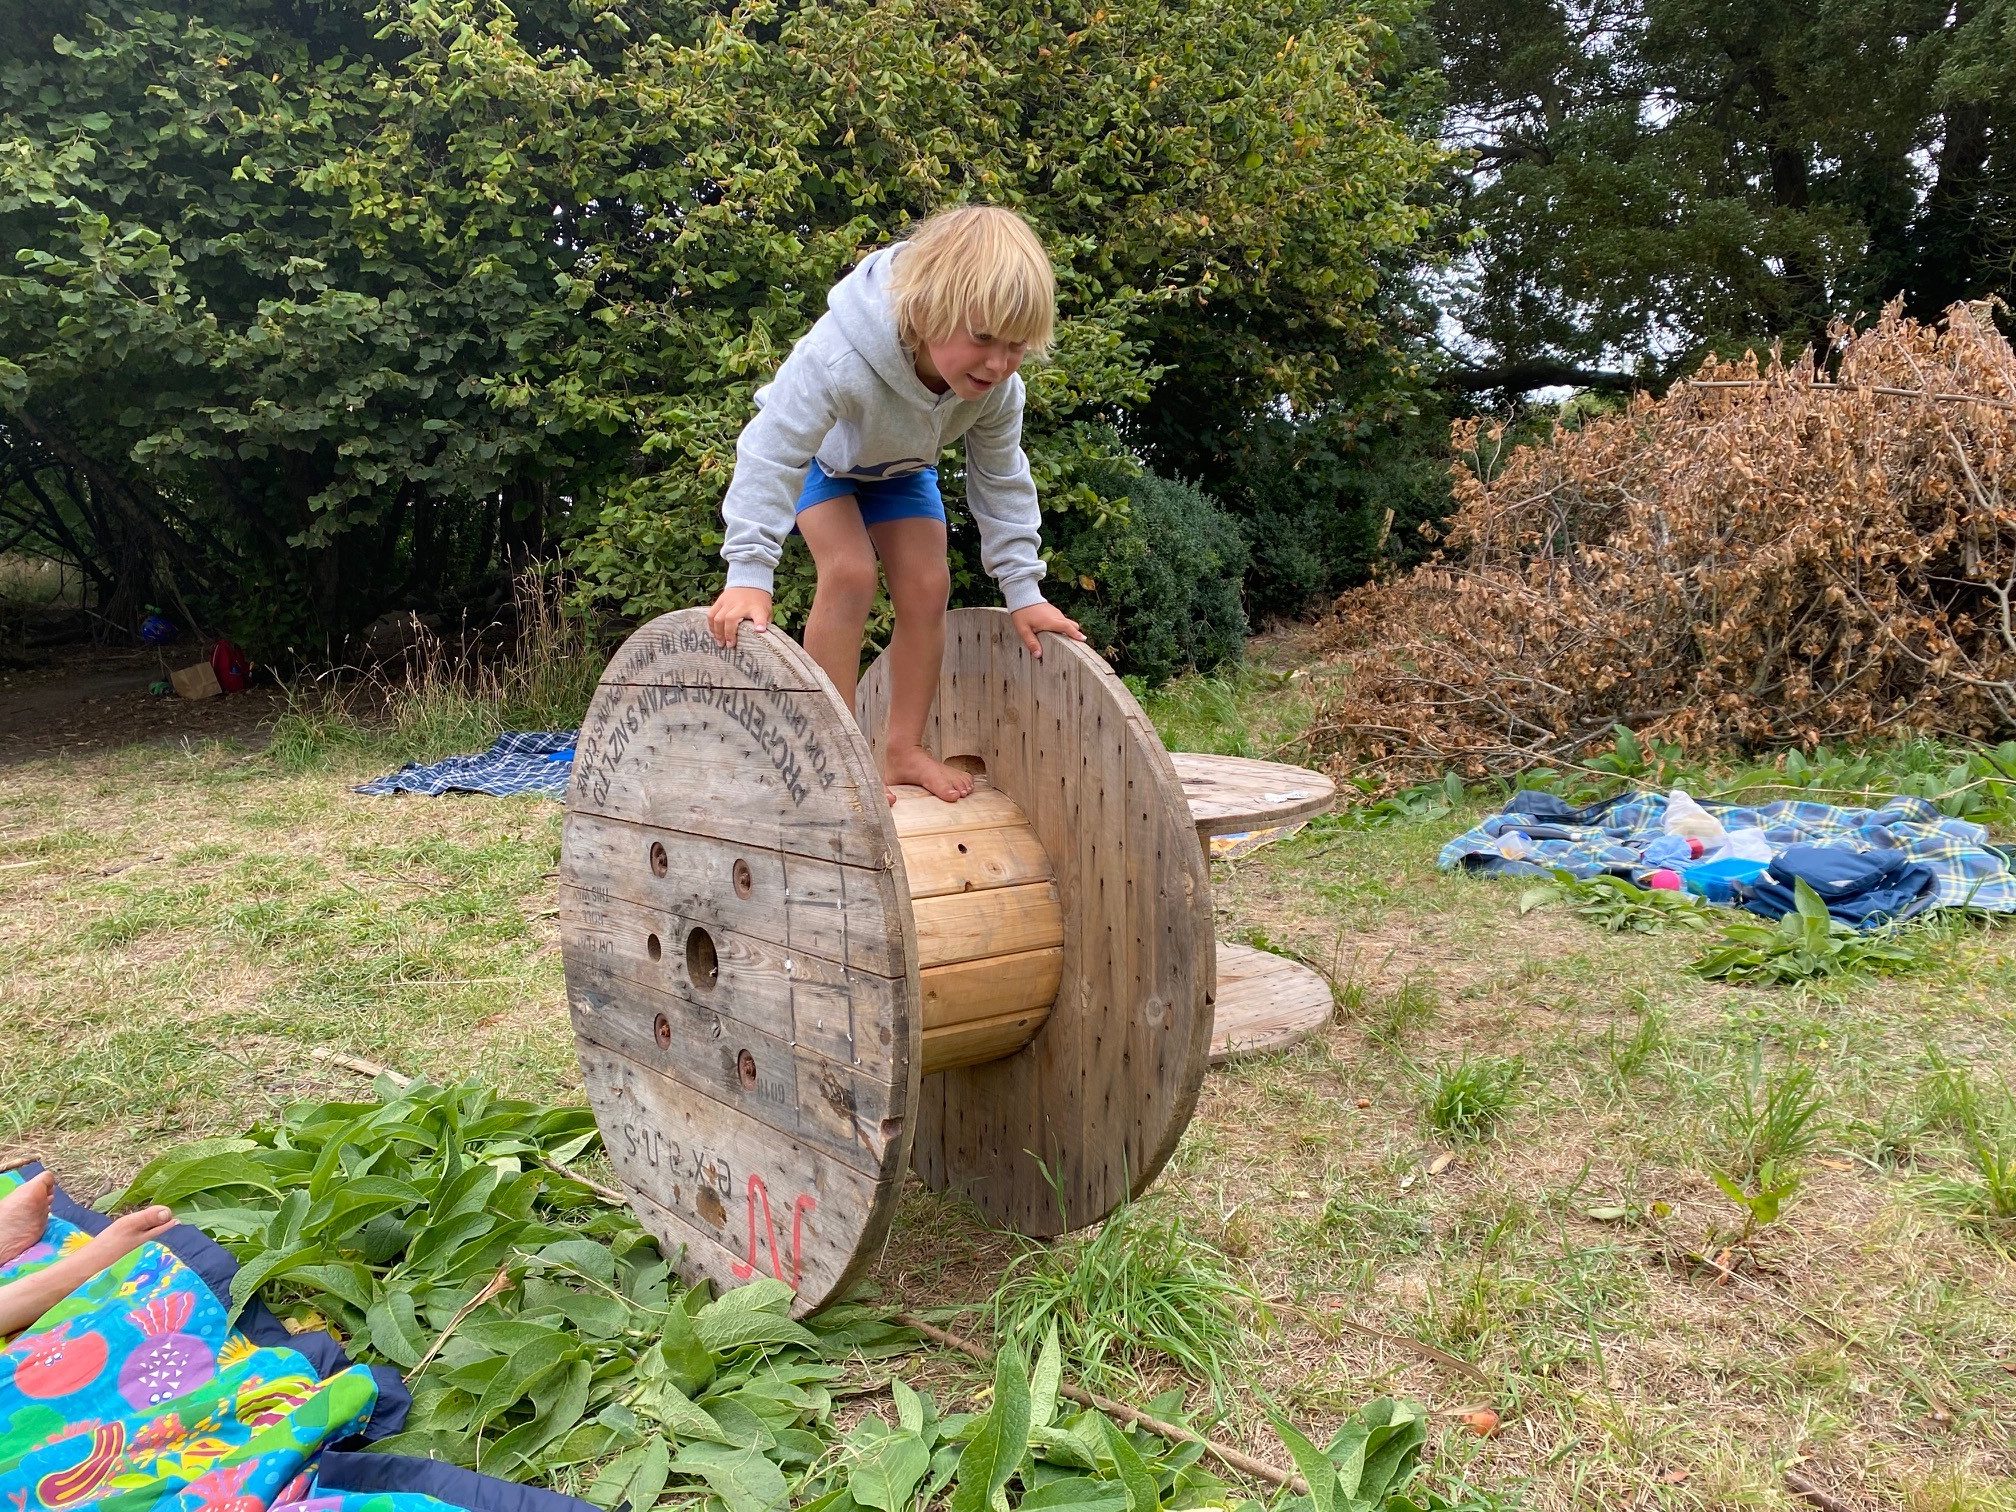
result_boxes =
[0,1172,54,1265]
[0,1201,177,1336]
[883,745,974,803]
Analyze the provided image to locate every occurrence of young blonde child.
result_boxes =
[706,206,1084,802]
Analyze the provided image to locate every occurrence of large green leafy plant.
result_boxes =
[121,1079,1449,1510]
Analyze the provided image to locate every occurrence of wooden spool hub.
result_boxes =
[561,608,1212,1315]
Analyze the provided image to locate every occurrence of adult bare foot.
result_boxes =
[0,1172,54,1266]
[883,745,974,803]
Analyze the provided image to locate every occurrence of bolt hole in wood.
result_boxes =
[732,857,753,898]
[686,926,719,992]
[648,841,668,878]
[737,1048,758,1090]
[646,932,662,961]
[652,1013,672,1050]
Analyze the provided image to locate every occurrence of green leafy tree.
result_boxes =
[0,0,1445,658]
[1430,0,2016,396]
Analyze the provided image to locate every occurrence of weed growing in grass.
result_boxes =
[1922,1133,2016,1246]
[1714,1048,1828,1180]
[1711,1159,1805,1242]
[1602,993,1670,1087]
[1518,870,1712,933]
[1365,976,1437,1046]
[991,1197,1261,1401]
[1421,1055,1525,1142]
[1690,879,1937,984]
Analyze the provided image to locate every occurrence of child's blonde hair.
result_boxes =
[889,205,1055,354]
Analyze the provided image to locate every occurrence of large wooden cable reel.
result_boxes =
[560,608,1213,1315]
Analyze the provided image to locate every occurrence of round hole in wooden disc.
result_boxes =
[732,858,753,898]
[646,933,662,961]
[685,926,719,992]
[653,1013,672,1050]
[648,841,668,877]
[737,1048,758,1090]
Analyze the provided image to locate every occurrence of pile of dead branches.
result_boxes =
[1313,301,2016,779]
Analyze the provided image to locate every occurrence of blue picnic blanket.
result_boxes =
[1441,790,2016,913]
[355,732,576,799]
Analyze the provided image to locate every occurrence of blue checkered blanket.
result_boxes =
[1441,790,2016,911]
[355,731,576,798]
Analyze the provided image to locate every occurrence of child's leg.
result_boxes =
[796,496,881,710]
[867,517,973,804]
[0,1203,176,1337]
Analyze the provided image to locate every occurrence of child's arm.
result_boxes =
[711,349,840,645]
[964,379,1084,655]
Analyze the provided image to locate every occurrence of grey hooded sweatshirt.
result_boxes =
[719,244,1048,612]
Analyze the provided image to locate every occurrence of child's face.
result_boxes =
[918,327,1029,401]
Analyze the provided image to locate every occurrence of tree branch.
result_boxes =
[1435,360,1646,395]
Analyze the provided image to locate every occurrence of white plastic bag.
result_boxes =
[1721,826,1774,862]
[1663,788,1729,846]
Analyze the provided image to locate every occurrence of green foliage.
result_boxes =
[1,0,1445,652]
[1712,1049,1828,1182]
[1420,1055,1524,1142]
[116,1077,901,1489]
[991,1199,1262,1402]
[1433,0,2016,393]
[1046,464,1250,685]
[1710,1160,1804,1242]
[1689,880,1938,986]
[123,1077,1440,1508]
[1516,870,1712,934]
[1269,1398,1429,1512]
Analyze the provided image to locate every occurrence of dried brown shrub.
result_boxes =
[1312,301,2016,779]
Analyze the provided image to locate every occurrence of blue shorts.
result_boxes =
[794,458,945,526]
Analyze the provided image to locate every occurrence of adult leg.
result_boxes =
[795,496,881,712]
[867,516,971,803]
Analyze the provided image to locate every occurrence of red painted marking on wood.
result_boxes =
[729,1173,817,1289]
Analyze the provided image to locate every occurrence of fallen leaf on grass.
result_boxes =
[1457,1407,1500,1437]
[1354,1097,1371,1109]
[1583,1205,1630,1222]
[1427,1150,1455,1175]
[1815,1158,1853,1172]
[1658,1468,1690,1485]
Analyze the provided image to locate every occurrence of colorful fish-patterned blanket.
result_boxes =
[0,1170,449,1512]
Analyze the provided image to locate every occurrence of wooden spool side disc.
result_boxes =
[857,609,1215,1236]
[561,610,920,1315]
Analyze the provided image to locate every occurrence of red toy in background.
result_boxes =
[210,638,252,694]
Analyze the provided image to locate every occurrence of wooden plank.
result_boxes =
[567,968,902,1173]
[1170,752,1336,840]
[1209,943,1334,1065]
[920,949,1063,1030]
[896,823,1054,899]
[922,1006,1050,1076]
[561,886,903,1075]
[912,881,1064,971]
[562,811,904,977]
[592,614,829,693]
[579,1045,899,1316]
[889,785,1028,836]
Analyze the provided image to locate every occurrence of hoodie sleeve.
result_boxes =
[962,376,1048,613]
[718,345,839,596]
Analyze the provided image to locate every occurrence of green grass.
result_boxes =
[8,638,2016,1510]
[990,1196,1263,1402]
[1420,1055,1526,1143]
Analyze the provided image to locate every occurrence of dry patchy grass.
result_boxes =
[4,657,2015,1511]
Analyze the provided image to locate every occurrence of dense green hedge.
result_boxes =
[0,0,1446,658]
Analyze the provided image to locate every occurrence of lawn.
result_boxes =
[3,638,2013,1511]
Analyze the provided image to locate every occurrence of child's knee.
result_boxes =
[890,561,951,614]
[816,552,881,610]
